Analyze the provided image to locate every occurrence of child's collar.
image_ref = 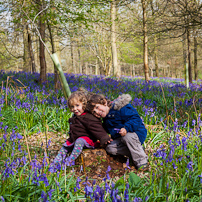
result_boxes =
[81,112,87,116]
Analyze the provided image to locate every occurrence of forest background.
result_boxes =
[0,0,202,84]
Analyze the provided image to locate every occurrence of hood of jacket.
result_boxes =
[113,94,132,110]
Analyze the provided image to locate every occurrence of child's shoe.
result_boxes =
[136,163,149,171]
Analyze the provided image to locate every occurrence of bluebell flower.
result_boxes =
[172,163,177,169]
[47,139,51,148]
[194,144,198,150]
[125,158,131,170]
[47,189,54,199]
[181,137,188,151]
[106,173,110,180]
[166,183,169,189]
[39,174,49,187]
[106,165,111,173]
[92,179,96,185]
[145,196,149,201]
[41,191,48,202]
[124,183,129,202]
[84,185,93,198]
[192,119,196,126]
[0,196,5,202]
[76,177,81,189]
[133,197,142,202]
[187,161,194,171]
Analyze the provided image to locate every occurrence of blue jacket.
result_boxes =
[103,95,147,144]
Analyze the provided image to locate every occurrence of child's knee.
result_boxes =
[75,138,85,145]
[106,145,117,155]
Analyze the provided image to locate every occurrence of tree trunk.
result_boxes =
[151,0,158,78]
[70,38,75,73]
[28,29,36,73]
[78,48,82,74]
[187,28,192,83]
[132,64,135,77]
[141,0,150,82]
[38,0,47,84]
[95,58,99,75]
[111,0,119,77]
[194,32,198,81]
[154,36,159,77]
[23,24,30,72]
[85,62,88,75]
[47,22,59,91]
[183,31,187,85]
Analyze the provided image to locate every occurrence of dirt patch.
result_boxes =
[25,131,150,180]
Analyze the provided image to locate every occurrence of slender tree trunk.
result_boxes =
[111,0,119,77]
[141,0,150,82]
[70,38,75,73]
[95,58,99,75]
[78,48,82,74]
[38,0,47,84]
[23,24,30,72]
[194,32,198,81]
[187,28,192,83]
[85,62,88,75]
[154,36,159,77]
[163,67,165,77]
[183,31,187,84]
[47,22,59,91]
[28,29,36,73]
[151,0,158,78]
[132,64,135,76]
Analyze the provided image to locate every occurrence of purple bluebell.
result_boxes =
[187,161,194,171]
[133,197,143,202]
[41,191,48,202]
[0,196,5,202]
[172,163,177,169]
[124,183,129,202]
[181,137,188,151]
[84,185,93,199]
[47,189,54,199]
[114,128,120,133]
[125,158,131,170]
[145,196,149,201]
[76,177,81,189]
[192,119,196,126]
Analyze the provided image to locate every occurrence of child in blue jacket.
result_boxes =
[87,93,148,169]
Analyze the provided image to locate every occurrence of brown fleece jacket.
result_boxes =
[67,112,110,146]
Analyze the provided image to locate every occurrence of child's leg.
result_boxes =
[121,132,148,168]
[68,138,85,162]
[105,137,131,157]
[53,146,72,163]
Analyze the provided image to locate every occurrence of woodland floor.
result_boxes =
[25,131,151,181]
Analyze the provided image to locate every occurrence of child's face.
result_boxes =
[70,101,84,116]
[92,103,109,118]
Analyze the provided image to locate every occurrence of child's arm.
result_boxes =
[88,121,111,146]
[120,104,143,133]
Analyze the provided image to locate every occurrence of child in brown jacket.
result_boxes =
[53,89,111,164]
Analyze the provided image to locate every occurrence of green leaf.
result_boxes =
[129,172,141,187]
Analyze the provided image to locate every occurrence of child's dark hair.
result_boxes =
[67,88,88,110]
[87,94,112,112]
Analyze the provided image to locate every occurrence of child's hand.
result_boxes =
[105,139,113,144]
[119,128,127,136]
